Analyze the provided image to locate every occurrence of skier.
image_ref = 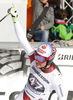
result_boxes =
[7,4,68,100]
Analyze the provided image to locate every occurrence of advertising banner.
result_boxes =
[53,48,73,66]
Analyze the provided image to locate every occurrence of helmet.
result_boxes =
[36,43,56,65]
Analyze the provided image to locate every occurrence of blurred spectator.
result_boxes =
[51,9,73,41]
[32,0,54,42]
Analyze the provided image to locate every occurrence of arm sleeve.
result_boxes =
[13,21,35,55]
[58,25,73,40]
[60,32,73,41]
[53,75,68,100]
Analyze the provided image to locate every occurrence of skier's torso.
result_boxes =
[24,54,61,100]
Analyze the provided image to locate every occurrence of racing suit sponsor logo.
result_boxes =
[32,66,49,84]
[41,44,48,49]
[58,84,63,97]
[38,48,46,54]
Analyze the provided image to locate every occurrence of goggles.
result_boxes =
[35,55,46,63]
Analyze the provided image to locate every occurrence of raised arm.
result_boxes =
[7,4,35,56]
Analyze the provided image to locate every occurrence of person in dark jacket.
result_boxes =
[51,9,73,41]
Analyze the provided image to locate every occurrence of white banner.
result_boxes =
[53,48,73,66]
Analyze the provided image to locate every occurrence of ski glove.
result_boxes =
[7,4,18,22]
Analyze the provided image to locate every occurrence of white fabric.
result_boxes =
[14,21,35,55]
[25,61,67,100]
[15,89,24,100]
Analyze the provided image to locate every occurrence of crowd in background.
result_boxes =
[27,0,73,42]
